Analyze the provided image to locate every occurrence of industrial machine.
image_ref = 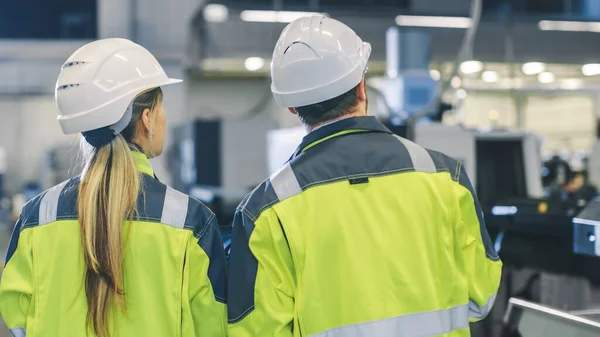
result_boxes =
[503,298,600,337]
[168,114,277,232]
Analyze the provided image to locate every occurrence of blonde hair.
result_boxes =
[78,87,163,337]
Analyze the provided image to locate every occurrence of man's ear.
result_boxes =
[356,77,367,102]
[288,107,298,115]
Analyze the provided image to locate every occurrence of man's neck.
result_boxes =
[307,111,366,133]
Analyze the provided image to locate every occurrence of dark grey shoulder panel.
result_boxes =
[137,175,167,222]
[56,176,81,220]
[21,177,80,229]
[427,149,461,181]
[185,196,218,236]
[19,191,46,229]
[238,180,279,221]
[240,132,463,220]
[292,132,428,191]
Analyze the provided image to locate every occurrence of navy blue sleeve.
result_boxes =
[4,217,22,266]
[197,215,228,304]
[457,165,500,261]
[227,209,258,323]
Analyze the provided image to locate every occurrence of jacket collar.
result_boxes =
[291,116,393,159]
[131,150,155,177]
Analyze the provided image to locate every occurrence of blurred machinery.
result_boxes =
[502,298,600,337]
[375,28,438,122]
[41,145,77,189]
[168,115,276,231]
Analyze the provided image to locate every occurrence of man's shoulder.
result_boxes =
[237,177,280,221]
[423,148,462,182]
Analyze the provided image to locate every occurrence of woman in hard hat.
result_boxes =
[0,39,227,337]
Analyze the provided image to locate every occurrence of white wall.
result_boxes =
[462,93,518,129]
[0,96,78,194]
[460,92,597,154]
[524,95,595,153]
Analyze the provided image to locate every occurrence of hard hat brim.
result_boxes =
[58,77,183,134]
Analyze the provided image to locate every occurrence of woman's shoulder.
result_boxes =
[139,175,216,234]
[17,177,81,230]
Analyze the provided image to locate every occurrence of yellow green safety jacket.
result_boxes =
[228,116,502,337]
[0,151,227,337]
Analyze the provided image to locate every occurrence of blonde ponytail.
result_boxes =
[78,87,163,337]
[79,135,139,337]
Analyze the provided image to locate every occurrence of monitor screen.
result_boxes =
[476,139,528,205]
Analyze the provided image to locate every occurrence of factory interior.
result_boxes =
[7,0,600,336]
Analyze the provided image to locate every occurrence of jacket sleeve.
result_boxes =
[0,216,33,336]
[228,208,296,337]
[453,165,503,322]
[183,215,228,337]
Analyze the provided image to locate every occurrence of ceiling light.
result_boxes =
[429,69,441,81]
[481,71,499,83]
[582,63,600,76]
[522,62,546,75]
[460,60,483,74]
[489,109,499,121]
[539,20,600,33]
[538,72,555,84]
[244,57,265,71]
[395,15,472,29]
[451,76,462,88]
[240,10,323,23]
[203,4,229,22]
[561,78,583,89]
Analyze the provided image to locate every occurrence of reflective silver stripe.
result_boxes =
[395,135,437,173]
[39,180,69,225]
[270,162,302,201]
[469,293,497,319]
[311,304,469,337]
[161,186,189,229]
[10,327,26,337]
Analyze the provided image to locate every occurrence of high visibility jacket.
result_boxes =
[228,116,502,337]
[0,151,228,337]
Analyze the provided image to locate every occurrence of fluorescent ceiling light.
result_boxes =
[561,78,583,89]
[460,60,483,74]
[539,20,600,33]
[582,63,600,76]
[241,10,323,23]
[203,4,229,22]
[429,69,441,81]
[481,70,499,83]
[522,62,545,75]
[395,15,471,29]
[538,72,555,84]
[244,57,265,71]
[489,109,499,121]
[450,76,462,89]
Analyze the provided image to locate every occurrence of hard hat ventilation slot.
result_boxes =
[57,84,81,91]
[62,61,87,69]
[284,41,318,56]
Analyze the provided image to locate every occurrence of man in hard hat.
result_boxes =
[228,16,502,337]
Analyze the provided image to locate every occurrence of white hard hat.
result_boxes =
[271,16,371,108]
[55,38,182,134]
